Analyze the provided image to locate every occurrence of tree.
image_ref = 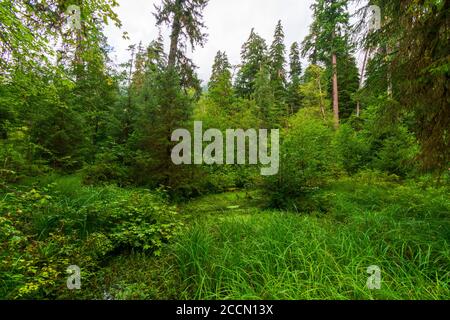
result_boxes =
[0,0,121,171]
[287,42,303,114]
[235,29,268,98]
[126,0,210,190]
[299,64,330,120]
[336,52,359,120]
[302,0,354,129]
[269,21,287,102]
[208,51,234,110]
[154,0,208,92]
[358,0,449,172]
[268,21,289,125]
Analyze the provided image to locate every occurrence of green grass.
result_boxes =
[170,179,450,300]
[2,173,449,300]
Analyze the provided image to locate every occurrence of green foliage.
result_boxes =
[269,20,287,104]
[264,109,337,208]
[235,29,268,98]
[364,0,450,171]
[1,0,449,302]
[287,42,303,114]
[299,64,330,116]
[334,123,371,174]
[173,177,449,300]
[0,177,183,299]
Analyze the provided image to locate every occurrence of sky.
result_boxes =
[104,0,316,84]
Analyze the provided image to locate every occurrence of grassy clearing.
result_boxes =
[2,174,449,300]
[171,177,450,300]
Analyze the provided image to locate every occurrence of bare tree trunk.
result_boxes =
[332,52,339,129]
[317,74,326,121]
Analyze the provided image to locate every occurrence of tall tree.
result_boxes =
[154,0,208,68]
[287,42,303,114]
[269,20,287,102]
[268,21,288,125]
[128,0,209,189]
[235,29,268,98]
[208,51,234,110]
[154,0,208,92]
[302,0,353,128]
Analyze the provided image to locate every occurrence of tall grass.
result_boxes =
[174,180,450,300]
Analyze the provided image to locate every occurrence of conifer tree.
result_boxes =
[269,20,287,102]
[154,0,208,92]
[208,51,234,110]
[302,0,353,128]
[235,29,268,98]
[287,42,303,114]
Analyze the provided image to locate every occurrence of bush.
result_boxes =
[264,110,338,208]
[334,123,371,174]
[82,163,128,186]
[370,126,419,177]
[0,178,184,299]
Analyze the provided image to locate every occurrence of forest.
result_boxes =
[0,0,449,300]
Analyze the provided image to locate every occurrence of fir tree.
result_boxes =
[302,0,354,128]
[287,42,303,114]
[235,29,268,98]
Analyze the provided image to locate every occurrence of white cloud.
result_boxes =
[104,0,317,84]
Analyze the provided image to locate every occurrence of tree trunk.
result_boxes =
[332,52,339,129]
[317,74,326,121]
[168,11,181,68]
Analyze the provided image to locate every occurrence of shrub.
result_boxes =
[264,110,338,208]
[0,179,184,299]
[334,123,371,174]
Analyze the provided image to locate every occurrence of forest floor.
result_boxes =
[2,174,449,300]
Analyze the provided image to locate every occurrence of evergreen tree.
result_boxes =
[360,0,449,172]
[208,51,234,110]
[268,21,289,125]
[154,0,208,92]
[129,0,209,189]
[269,21,287,102]
[235,29,268,98]
[302,0,354,128]
[336,52,359,120]
[287,42,303,114]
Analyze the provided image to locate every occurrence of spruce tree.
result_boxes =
[267,21,289,125]
[269,21,287,102]
[287,42,303,114]
[208,51,234,110]
[130,0,209,189]
[302,0,354,128]
[235,29,268,98]
[154,0,208,92]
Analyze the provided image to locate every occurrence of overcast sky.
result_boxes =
[104,0,326,84]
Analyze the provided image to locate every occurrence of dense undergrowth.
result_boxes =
[1,172,448,300]
[0,175,183,299]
